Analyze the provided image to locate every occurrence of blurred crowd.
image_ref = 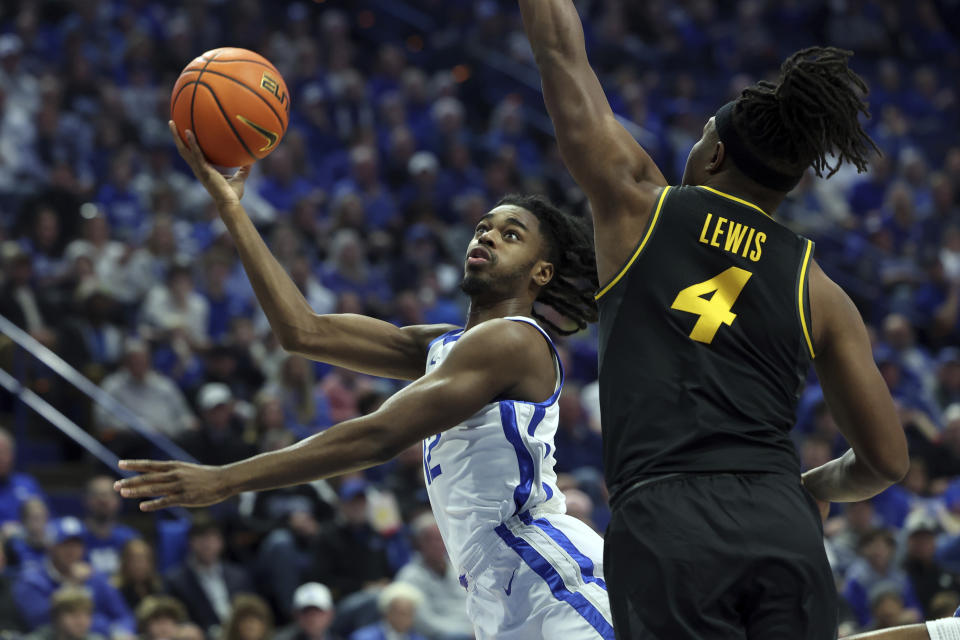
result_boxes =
[0,0,958,637]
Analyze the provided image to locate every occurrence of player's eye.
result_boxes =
[475,225,488,236]
[504,230,520,240]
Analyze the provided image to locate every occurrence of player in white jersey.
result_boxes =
[115,121,613,639]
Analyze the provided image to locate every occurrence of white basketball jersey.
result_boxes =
[422,316,566,572]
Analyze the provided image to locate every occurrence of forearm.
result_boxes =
[220,415,397,495]
[217,201,316,348]
[802,449,899,503]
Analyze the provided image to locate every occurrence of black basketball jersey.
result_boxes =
[596,185,815,499]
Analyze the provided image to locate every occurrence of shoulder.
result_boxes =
[349,625,384,640]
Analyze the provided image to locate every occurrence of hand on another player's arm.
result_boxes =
[169,120,250,207]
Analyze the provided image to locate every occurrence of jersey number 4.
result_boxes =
[670,267,752,344]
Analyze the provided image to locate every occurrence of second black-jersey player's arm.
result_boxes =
[114,320,551,511]
[801,261,909,503]
[518,0,667,283]
[169,121,453,380]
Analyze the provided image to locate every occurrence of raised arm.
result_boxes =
[519,0,667,281]
[115,320,548,511]
[801,261,909,504]
[170,122,453,380]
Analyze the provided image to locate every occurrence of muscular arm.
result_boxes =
[801,261,909,503]
[518,0,666,283]
[116,320,553,511]
[171,121,453,380]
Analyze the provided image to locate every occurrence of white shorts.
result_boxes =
[460,511,614,640]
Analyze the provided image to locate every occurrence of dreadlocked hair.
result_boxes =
[734,46,880,179]
[496,194,598,336]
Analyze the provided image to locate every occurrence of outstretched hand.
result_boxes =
[168,120,251,207]
[114,459,232,512]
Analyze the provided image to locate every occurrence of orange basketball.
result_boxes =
[170,47,290,167]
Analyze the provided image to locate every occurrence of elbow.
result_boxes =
[872,452,910,486]
[883,455,911,484]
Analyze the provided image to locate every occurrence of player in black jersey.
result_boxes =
[519,1,911,638]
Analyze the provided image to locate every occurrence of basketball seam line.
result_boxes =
[196,80,259,163]
[182,67,287,135]
[189,50,222,150]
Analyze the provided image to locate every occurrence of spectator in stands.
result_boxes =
[164,514,253,635]
[94,339,197,449]
[6,497,49,570]
[0,242,56,346]
[249,480,337,621]
[14,517,134,636]
[221,594,273,640]
[261,355,331,437]
[349,583,425,640]
[111,539,163,612]
[310,479,395,600]
[82,476,138,577]
[275,582,340,640]
[826,501,885,583]
[935,348,960,411]
[139,263,210,351]
[24,586,106,640]
[177,383,256,466]
[59,279,124,381]
[395,513,472,640]
[902,510,960,617]
[0,428,45,527]
[0,544,27,633]
[869,582,918,631]
[843,528,921,628]
[134,596,187,640]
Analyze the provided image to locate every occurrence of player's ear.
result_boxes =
[533,260,554,287]
[707,140,726,174]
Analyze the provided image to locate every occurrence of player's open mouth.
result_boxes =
[466,247,492,265]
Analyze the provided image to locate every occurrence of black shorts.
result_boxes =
[604,472,837,640]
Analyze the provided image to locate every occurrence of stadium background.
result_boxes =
[0,0,958,637]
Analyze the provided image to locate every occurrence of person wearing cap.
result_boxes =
[349,582,426,640]
[394,513,472,640]
[309,478,396,601]
[94,338,197,452]
[176,382,255,466]
[163,513,252,635]
[903,510,960,617]
[13,517,134,636]
[276,583,341,640]
[844,528,922,628]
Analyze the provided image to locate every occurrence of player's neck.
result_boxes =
[464,296,533,330]
[701,175,786,217]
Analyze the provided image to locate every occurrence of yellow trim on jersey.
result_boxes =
[698,186,771,218]
[595,186,671,301]
[798,239,815,358]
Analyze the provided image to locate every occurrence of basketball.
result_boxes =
[170,47,290,168]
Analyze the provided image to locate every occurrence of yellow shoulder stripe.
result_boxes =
[798,239,815,358]
[595,186,671,301]
[698,186,770,218]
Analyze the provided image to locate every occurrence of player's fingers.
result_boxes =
[234,165,253,180]
[184,130,207,166]
[120,481,178,499]
[118,459,177,473]
[139,495,182,512]
[168,121,191,158]
[115,470,179,490]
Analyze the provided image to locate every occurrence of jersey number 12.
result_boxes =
[670,266,752,344]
